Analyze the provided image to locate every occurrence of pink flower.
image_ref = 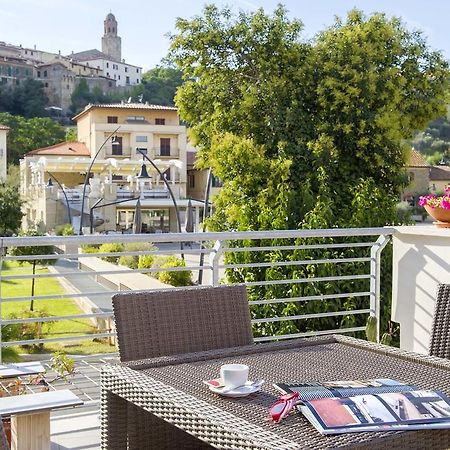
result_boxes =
[442,198,450,210]
[418,196,428,207]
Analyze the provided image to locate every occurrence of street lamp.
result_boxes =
[46,171,72,225]
[78,126,121,235]
[136,150,184,258]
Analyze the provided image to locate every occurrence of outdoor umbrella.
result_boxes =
[133,198,142,234]
[185,199,194,233]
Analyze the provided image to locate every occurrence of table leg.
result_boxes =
[11,411,50,450]
[100,389,128,449]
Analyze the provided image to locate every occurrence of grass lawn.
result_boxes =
[1,261,116,361]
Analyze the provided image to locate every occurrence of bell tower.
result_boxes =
[101,12,121,61]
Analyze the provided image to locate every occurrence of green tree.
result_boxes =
[70,79,93,114]
[0,183,23,236]
[8,229,55,311]
[133,67,183,106]
[170,6,449,338]
[0,79,49,118]
[0,112,66,164]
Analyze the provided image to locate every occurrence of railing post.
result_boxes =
[370,235,390,343]
[0,237,4,363]
[209,240,224,286]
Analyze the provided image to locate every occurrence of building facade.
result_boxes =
[0,12,140,113]
[70,13,141,88]
[20,103,202,233]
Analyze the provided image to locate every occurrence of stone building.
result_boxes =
[102,13,121,62]
[0,12,140,113]
[70,13,141,88]
[403,149,430,201]
[0,55,35,86]
[36,61,115,113]
[429,165,450,193]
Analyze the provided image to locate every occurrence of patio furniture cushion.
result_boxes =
[112,284,254,362]
[430,284,450,359]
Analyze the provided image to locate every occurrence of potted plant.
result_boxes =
[419,185,450,227]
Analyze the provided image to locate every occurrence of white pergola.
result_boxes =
[28,156,184,185]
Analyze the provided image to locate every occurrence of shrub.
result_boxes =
[5,309,55,351]
[98,243,124,263]
[137,254,155,269]
[154,256,193,287]
[118,254,139,269]
[119,242,155,269]
[55,224,75,236]
[81,244,100,254]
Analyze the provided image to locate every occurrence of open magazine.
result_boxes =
[273,379,450,434]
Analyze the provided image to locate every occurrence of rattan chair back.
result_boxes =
[429,284,450,359]
[112,284,254,362]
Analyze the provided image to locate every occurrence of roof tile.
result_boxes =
[26,141,90,156]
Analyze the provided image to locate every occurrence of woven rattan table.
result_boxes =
[101,335,450,449]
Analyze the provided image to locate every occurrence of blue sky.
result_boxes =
[0,0,449,70]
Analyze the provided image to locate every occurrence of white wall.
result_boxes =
[83,58,141,87]
[391,226,450,354]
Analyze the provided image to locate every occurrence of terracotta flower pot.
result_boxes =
[424,205,450,227]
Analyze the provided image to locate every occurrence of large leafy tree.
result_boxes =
[170,6,449,339]
[0,112,66,164]
[0,183,24,236]
[170,6,448,231]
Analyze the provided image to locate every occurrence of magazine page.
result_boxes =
[273,379,416,401]
[301,390,450,435]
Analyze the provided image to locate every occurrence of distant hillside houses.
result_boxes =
[403,148,450,201]
[0,12,141,115]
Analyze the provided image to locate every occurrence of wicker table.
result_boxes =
[101,335,450,449]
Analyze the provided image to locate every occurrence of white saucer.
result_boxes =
[209,381,262,398]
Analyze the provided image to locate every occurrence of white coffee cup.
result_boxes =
[220,364,249,389]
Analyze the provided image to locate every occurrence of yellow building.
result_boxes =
[429,165,450,193]
[402,149,430,201]
[20,103,203,233]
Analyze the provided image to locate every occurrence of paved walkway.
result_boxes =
[52,259,113,313]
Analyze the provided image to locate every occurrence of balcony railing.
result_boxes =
[0,227,394,362]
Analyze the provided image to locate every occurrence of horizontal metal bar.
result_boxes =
[249,291,370,305]
[221,257,370,270]
[1,332,116,347]
[2,312,113,325]
[2,264,211,280]
[245,274,370,287]
[225,242,376,252]
[1,228,394,246]
[4,247,213,261]
[251,309,370,324]
[0,283,217,303]
[254,327,366,342]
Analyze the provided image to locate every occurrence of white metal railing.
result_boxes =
[0,227,395,361]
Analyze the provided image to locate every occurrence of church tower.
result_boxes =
[101,13,121,61]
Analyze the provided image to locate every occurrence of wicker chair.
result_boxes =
[111,284,254,449]
[112,284,254,362]
[429,284,450,359]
